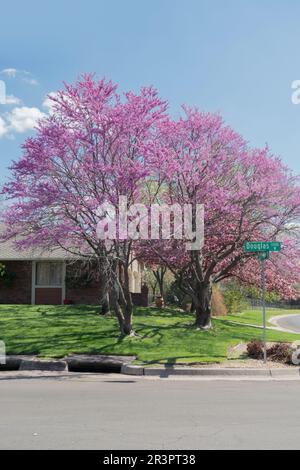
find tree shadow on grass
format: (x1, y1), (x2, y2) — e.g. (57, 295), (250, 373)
(141, 355), (225, 366)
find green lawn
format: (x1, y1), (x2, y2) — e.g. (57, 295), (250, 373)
(0, 304), (299, 364)
(224, 307), (300, 327)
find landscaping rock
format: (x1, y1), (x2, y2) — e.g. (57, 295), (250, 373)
(66, 355), (136, 373)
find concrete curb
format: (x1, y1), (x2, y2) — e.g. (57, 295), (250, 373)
(19, 359), (67, 372)
(66, 355), (136, 373)
(121, 364), (300, 378)
(1, 355), (136, 373)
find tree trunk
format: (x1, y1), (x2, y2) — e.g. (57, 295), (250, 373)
(123, 307), (133, 335)
(98, 267), (111, 315)
(122, 263), (134, 335)
(194, 283), (212, 329)
(100, 292), (110, 315)
(110, 294), (133, 335)
(153, 267), (166, 300)
(109, 266), (134, 336)
(158, 277), (164, 299)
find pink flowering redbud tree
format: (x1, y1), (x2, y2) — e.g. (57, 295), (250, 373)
(1, 75), (167, 335)
(147, 109), (300, 329)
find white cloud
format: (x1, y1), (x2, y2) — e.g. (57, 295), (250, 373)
(22, 77), (39, 86)
(0, 68), (39, 86)
(42, 92), (58, 114)
(0, 116), (8, 137)
(0, 90), (53, 138)
(1, 68), (17, 78)
(4, 94), (22, 105)
(7, 106), (45, 133)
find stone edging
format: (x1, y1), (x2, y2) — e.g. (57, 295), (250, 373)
(1, 355), (136, 372)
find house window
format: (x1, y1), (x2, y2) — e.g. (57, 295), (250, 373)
(36, 262), (63, 287)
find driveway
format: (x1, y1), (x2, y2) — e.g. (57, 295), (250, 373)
(269, 313), (300, 333)
(1, 372), (300, 449)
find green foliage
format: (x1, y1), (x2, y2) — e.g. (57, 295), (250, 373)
(166, 280), (190, 306)
(223, 285), (248, 314)
(244, 285), (281, 303)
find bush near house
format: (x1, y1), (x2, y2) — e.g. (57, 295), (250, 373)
(211, 286), (228, 317)
(223, 283), (248, 314)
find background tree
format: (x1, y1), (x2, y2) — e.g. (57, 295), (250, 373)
(147, 109), (300, 328)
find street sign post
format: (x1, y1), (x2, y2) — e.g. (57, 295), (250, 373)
(258, 251), (269, 261)
(261, 258), (267, 363)
(244, 241), (282, 364)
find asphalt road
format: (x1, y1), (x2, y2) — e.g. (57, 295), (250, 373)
(1, 373), (300, 450)
(274, 314), (300, 333)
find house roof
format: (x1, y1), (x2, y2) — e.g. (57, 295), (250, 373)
(0, 239), (73, 261)
(0, 226), (75, 261)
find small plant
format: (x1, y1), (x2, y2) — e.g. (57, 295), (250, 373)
(267, 343), (292, 364)
(247, 340), (263, 359)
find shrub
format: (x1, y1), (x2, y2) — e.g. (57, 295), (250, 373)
(166, 280), (187, 306)
(267, 343), (292, 364)
(212, 286), (228, 316)
(223, 286), (248, 314)
(247, 340), (263, 359)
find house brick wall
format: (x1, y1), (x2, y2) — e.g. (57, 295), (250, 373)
(131, 284), (149, 307)
(66, 285), (101, 305)
(35, 287), (62, 305)
(65, 262), (101, 305)
(0, 261), (32, 304)
(0, 260), (148, 307)
(65, 264), (148, 307)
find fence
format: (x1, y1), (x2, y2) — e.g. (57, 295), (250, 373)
(248, 299), (300, 310)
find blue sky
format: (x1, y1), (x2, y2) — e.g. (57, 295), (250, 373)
(1, 0), (300, 185)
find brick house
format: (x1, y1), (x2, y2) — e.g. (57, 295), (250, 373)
(0, 237), (147, 306)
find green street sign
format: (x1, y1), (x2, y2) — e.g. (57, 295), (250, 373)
(244, 241), (281, 252)
(258, 251), (270, 261)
